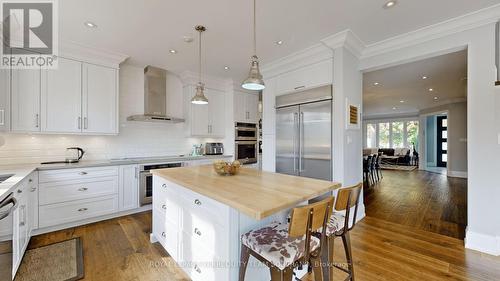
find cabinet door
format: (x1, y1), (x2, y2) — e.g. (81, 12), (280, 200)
(83, 63), (118, 134)
(190, 97), (209, 136)
(233, 91), (246, 123)
(276, 59), (332, 94)
(13, 180), (29, 274)
(119, 165), (139, 211)
(11, 68), (41, 132)
(41, 57), (82, 133)
(245, 93), (259, 123)
(0, 68), (10, 131)
(206, 89), (225, 137)
(27, 172), (38, 232)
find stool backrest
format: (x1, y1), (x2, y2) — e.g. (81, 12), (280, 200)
(334, 183), (362, 233)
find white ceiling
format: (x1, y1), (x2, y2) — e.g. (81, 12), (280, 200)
(363, 50), (467, 118)
(59, 0), (499, 81)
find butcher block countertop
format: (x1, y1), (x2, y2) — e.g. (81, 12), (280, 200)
(151, 165), (341, 220)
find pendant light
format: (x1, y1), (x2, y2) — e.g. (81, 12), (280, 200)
(191, 25), (209, 104)
(241, 0), (265, 91)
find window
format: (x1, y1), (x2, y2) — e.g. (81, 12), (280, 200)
(365, 120), (419, 149)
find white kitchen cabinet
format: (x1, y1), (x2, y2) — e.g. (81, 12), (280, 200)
(11, 68), (41, 132)
(187, 87), (225, 137)
(275, 59), (332, 95)
(262, 77), (276, 136)
(41, 57), (82, 133)
(82, 63), (118, 134)
(119, 165), (139, 211)
(0, 68), (10, 131)
(26, 172), (39, 233)
(234, 91), (259, 124)
(13, 178), (30, 274)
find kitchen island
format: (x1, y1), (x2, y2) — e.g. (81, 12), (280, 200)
(151, 165), (341, 281)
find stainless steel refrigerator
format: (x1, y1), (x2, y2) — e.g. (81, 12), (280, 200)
(276, 85), (332, 181)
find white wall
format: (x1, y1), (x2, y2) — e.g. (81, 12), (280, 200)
(0, 64), (229, 164)
(360, 23), (500, 255)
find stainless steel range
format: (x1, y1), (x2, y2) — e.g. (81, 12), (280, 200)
(139, 162), (182, 206)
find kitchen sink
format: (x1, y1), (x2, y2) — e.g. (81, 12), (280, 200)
(0, 174), (14, 184)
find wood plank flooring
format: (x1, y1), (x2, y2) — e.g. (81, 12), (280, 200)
(28, 210), (500, 281)
(364, 169), (467, 239)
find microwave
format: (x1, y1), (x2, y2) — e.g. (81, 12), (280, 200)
(235, 122), (257, 141)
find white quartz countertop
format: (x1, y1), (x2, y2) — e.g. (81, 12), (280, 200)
(0, 154), (232, 202)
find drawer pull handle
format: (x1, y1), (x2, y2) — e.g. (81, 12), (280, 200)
(30, 187), (36, 192)
(28, 179), (33, 183)
(161, 232), (166, 238)
(161, 204), (167, 210)
(17, 189), (22, 194)
(78, 208), (88, 212)
(79, 172), (88, 175)
(78, 187), (88, 191)
(19, 222), (25, 226)
(194, 228), (202, 236)
(162, 183), (167, 189)
(194, 264), (201, 274)
(194, 199), (202, 206)
(294, 85), (306, 90)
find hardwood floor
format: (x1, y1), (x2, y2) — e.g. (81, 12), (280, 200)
(28, 210), (500, 281)
(364, 169), (467, 239)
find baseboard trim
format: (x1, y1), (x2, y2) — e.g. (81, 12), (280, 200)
(465, 229), (500, 256)
(448, 171), (468, 178)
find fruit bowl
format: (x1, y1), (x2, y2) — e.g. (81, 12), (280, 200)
(213, 160), (241, 176)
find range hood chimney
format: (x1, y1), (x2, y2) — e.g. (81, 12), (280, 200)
(127, 66), (185, 123)
(496, 21), (500, 86)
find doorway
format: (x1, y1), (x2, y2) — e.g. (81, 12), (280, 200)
(436, 116), (448, 168)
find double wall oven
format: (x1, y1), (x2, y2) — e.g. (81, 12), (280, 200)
(235, 122), (258, 164)
(139, 162), (182, 206)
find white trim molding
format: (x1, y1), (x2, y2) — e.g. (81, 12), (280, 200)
(465, 229), (500, 256)
(321, 29), (365, 58)
(448, 171), (468, 178)
(60, 40), (129, 69)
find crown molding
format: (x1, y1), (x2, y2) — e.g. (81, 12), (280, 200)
(179, 70), (233, 92)
(361, 3), (500, 59)
(321, 29), (365, 58)
(59, 40), (129, 69)
(261, 43), (333, 78)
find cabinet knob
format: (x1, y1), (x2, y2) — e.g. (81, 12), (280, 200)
(28, 179), (33, 183)
(17, 189), (22, 194)
(194, 228), (202, 236)
(78, 208), (88, 212)
(79, 172), (88, 175)
(161, 204), (167, 210)
(194, 264), (201, 274)
(19, 222), (25, 226)
(30, 187), (36, 192)
(194, 199), (202, 206)
(161, 183), (167, 189)
(161, 232), (166, 238)
(78, 187), (88, 192)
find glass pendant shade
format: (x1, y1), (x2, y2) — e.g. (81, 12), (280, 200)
(191, 82), (208, 105)
(242, 55), (265, 91)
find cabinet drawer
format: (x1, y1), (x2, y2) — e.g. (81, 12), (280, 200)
(182, 233), (229, 281)
(182, 210), (227, 257)
(153, 209), (179, 260)
(39, 176), (118, 205)
(39, 166), (119, 183)
(39, 195), (118, 228)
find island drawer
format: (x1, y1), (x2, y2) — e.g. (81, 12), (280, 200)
(182, 211), (228, 257)
(153, 209), (179, 260)
(182, 234), (229, 281)
(39, 176), (118, 205)
(39, 195), (118, 228)
(39, 166), (119, 183)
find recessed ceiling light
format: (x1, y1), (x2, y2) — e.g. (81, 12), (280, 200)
(392, 107), (397, 110)
(84, 21), (97, 28)
(428, 88), (434, 92)
(434, 96), (439, 100)
(400, 100), (404, 103)
(276, 40), (283, 46)
(169, 49), (177, 54)
(373, 82), (380, 86)
(224, 66), (230, 70)
(383, 1), (397, 9)
(422, 76), (428, 80)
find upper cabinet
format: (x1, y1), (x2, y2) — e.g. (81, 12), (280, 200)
(82, 63), (118, 134)
(9, 55), (120, 135)
(234, 91), (259, 124)
(11, 67), (41, 132)
(185, 86), (226, 138)
(0, 68), (10, 131)
(275, 59), (333, 95)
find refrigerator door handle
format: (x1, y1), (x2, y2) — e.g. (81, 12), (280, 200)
(293, 112), (298, 174)
(299, 111), (304, 173)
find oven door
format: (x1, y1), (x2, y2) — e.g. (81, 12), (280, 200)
(0, 193), (17, 281)
(139, 172), (153, 206)
(235, 141), (258, 164)
(235, 127), (257, 141)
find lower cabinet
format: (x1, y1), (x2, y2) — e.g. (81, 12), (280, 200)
(152, 176), (231, 281)
(12, 176), (30, 274)
(119, 165), (139, 211)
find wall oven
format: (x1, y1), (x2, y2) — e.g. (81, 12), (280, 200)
(235, 122), (258, 141)
(139, 162), (182, 206)
(235, 141), (258, 164)
(0, 193), (17, 281)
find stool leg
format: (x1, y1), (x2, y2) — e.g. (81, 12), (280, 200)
(239, 245), (251, 281)
(311, 254), (324, 281)
(270, 266), (293, 281)
(342, 232), (355, 281)
(321, 236), (334, 281)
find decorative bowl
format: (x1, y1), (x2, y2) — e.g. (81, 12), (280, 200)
(213, 160), (241, 176)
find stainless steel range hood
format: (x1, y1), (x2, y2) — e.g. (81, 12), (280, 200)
(127, 66), (185, 123)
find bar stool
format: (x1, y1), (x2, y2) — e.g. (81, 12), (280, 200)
(321, 183), (362, 281)
(239, 196), (334, 281)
